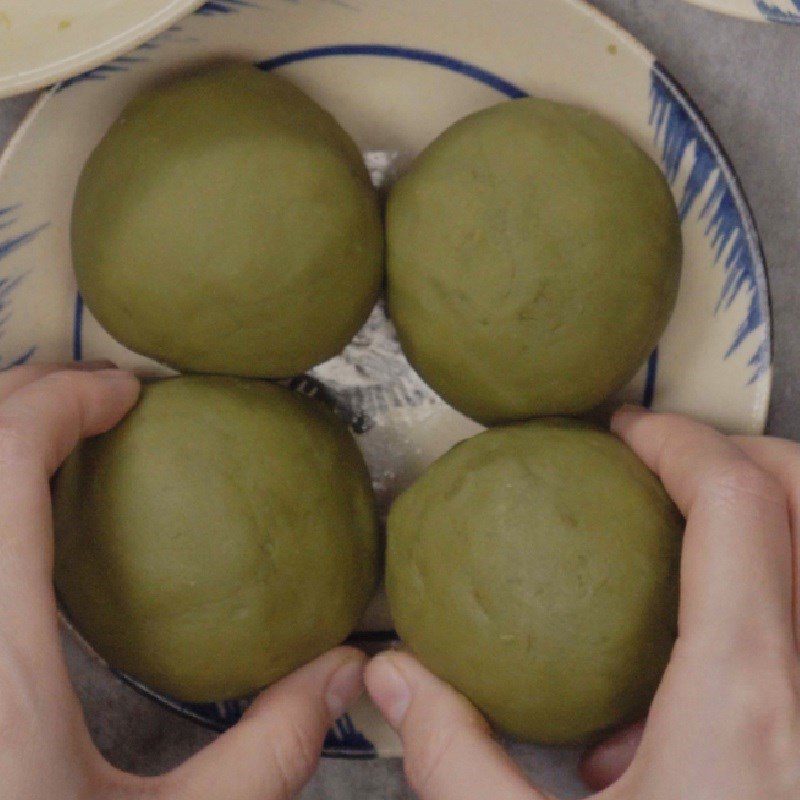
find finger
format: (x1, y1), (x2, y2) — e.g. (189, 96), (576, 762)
(0, 367), (139, 581)
(733, 435), (800, 515)
(733, 435), (800, 639)
(366, 652), (546, 800)
(0, 364), (62, 401)
(612, 407), (794, 659)
(0, 367), (139, 477)
(0, 369), (139, 661)
(166, 648), (366, 800)
(0, 360), (116, 403)
(579, 721), (643, 790)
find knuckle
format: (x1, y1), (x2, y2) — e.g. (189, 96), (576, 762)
(0, 672), (38, 753)
(0, 417), (35, 466)
(405, 723), (459, 797)
(706, 461), (784, 509)
(737, 632), (796, 674)
(49, 373), (89, 419)
(649, 412), (697, 443)
(651, 411), (686, 429)
(136, 780), (166, 800)
(404, 704), (487, 797)
(98, 771), (163, 800)
(49, 368), (86, 392)
(729, 659), (800, 754)
(267, 714), (320, 798)
(147, 772), (187, 800)
(0, 700), (29, 750)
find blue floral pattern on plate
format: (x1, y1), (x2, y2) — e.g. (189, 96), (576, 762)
(0, 206), (48, 369)
(754, 0), (800, 22)
(650, 65), (769, 382)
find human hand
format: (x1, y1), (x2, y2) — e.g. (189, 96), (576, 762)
(0, 363), (365, 800)
(365, 406), (800, 800)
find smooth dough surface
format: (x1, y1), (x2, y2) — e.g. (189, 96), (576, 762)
(387, 419), (682, 744)
(54, 376), (379, 702)
(387, 99), (682, 423)
(72, 63), (383, 377)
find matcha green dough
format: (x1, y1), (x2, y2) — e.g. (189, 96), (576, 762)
(72, 64), (383, 377)
(387, 99), (682, 423)
(53, 377), (379, 702)
(387, 420), (682, 744)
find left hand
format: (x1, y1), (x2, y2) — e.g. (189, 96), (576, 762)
(0, 363), (365, 800)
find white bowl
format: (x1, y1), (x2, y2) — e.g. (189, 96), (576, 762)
(0, 0), (772, 790)
(684, 0), (800, 22)
(0, 0), (205, 99)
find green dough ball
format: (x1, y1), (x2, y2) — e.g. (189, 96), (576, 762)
(387, 99), (682, 423)
(72, 64), (383, 377)
(387, 420), (682, 744)
(54, 376), (379, 702)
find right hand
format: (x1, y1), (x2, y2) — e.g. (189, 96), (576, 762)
(366, 407), (800, 800)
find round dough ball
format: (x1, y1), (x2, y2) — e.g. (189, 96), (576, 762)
(387, 420), (682, 744)
(72, 64), (383, 377)
(54, 376), (379, 702)
(387, 99), (682, 423)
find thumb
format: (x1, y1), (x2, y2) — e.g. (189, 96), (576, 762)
(165, 647), (365, 800)
(366, 652), (546, 800)
(579, 721), (643, 791)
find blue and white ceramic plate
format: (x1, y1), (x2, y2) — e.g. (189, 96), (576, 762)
(685, 0), (800, 23)
(0, 0), (771, 789)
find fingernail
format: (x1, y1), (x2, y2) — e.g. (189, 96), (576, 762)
(325, 657), (364, 720)
(71, 360), (117, 371)
(94, 368), (137, 383)
(610, 403), (648, 429)
(366, 656), (411, 728)
(615, 403), (647, 416)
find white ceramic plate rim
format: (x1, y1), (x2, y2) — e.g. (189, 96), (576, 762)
(0, 0), (205, 99)
(684, 0), (800, 22)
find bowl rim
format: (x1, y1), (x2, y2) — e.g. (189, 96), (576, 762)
(0, 0), (205, 100)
